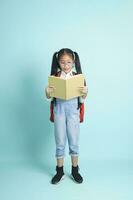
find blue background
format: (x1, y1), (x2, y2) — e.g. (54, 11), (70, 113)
(0, 0), (132, 200)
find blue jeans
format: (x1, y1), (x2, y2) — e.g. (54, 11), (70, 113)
(54, 97), (80, 159)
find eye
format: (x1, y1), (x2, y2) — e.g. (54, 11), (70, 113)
(60, 61), (65, 64)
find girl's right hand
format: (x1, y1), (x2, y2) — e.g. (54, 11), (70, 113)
(45, 85), (55, 98)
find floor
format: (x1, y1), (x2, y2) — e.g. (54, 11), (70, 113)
(0, 159), (132, 200)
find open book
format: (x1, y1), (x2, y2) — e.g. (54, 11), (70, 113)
(48, 74), (85, 100)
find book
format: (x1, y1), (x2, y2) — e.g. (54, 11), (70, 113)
(48, 74), (85, 100)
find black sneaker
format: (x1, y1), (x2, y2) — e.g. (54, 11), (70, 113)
(51, 166), (65, 184)
(71, 165), (83, 183)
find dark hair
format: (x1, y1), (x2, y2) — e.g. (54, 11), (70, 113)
(50, 48), (82, 75)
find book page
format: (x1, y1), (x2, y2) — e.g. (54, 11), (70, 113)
(48, 74), (85, 100)
(66, 74), (84, 99)
(48, 76), (66, 99)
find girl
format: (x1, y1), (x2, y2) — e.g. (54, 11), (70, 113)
(45, 48), (88, 184)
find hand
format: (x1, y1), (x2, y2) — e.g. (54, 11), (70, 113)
(45, 85), (55, 98)
(78, 86), (88, 98)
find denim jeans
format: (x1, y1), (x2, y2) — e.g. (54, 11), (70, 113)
(54, 97), (80, 159)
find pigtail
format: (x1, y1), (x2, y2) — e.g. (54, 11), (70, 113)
(73, 52), (82, 74)
(50, 52), (60, 75)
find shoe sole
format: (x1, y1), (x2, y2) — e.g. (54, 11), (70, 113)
(70, 174), (83, 184)
(51, 175), (65, 185)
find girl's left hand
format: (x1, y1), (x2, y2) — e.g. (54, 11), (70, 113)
(78, 86), (88, 98)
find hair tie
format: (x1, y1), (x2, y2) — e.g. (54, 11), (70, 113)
(56, 52), (58, 59)
(73, 52), (75, 60)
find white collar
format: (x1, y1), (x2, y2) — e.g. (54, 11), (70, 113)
(60, 70), (73, 78)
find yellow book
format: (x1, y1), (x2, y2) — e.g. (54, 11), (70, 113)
(48, 74), (85, 100)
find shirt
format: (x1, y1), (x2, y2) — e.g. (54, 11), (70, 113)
(60, 69), (74, 79)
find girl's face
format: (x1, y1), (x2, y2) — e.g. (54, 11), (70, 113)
(59, 54), (74, 73)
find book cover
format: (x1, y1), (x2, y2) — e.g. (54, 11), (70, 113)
(48, 74), (85, 100)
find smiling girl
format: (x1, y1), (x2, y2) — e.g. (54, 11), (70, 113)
(45, 48), (88, 184)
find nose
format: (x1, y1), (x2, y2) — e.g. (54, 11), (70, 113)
(63, 62), (68, 66)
